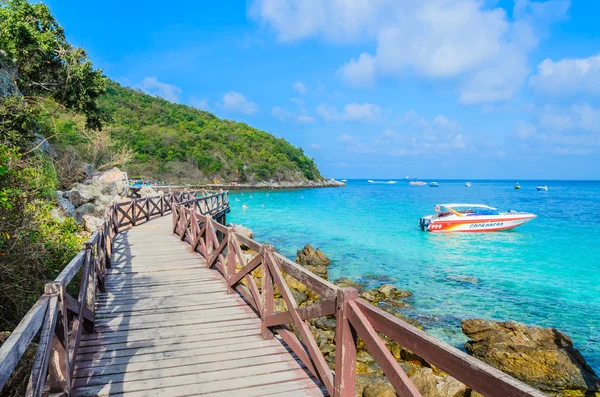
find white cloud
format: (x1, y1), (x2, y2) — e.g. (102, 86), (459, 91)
(272, 106), (315, 123)
(251, 0), (570, 105)
(218, 92), (259, 114)
(138, 77), (182, 102)
(513, 103), (600, 155)
(529, 54), (600, 96)
(338, 53), (376, 87)
(293, 81), (307, 94)
(190, 98), (210, 111)
(309, 143), (322, 149)
(337, 134), (376, 153)
(317, 102), (382, 122)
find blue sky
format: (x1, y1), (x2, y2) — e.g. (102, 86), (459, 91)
(43, 0), (600, 179)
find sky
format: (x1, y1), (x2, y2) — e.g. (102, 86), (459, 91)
(42, 0), (600, 180)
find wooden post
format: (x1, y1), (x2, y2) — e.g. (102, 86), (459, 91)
(131, 200), (137, 227)
(145, 198), (150, 222)
(334, 287), (359, 397)
(44, 282), (70, 394)
(260, 245), (275, 339)
(226, 230), (236, 294)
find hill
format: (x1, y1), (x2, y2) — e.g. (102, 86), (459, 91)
(97, 82), (322, 184)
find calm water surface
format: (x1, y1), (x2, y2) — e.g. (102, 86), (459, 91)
(228, 180), (600, 371)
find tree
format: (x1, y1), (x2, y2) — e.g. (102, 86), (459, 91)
(0, 0), (107, 130)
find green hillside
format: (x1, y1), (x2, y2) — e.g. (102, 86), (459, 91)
(96, 82), (322, 184)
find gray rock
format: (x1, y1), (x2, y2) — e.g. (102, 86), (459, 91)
(32, 134), (56, 157)
(0, 51), (19, 98)
(81, 163), (97, 178)
(55, 192), (75, 218)
(139, 185), (161, 198)
(75, 202), (102, 222)
(82, 215), (104, 232)
(65, 186), (93, 208)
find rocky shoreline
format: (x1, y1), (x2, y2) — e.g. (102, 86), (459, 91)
(233, 232), (600, 397)
(157, 178), (346, 191)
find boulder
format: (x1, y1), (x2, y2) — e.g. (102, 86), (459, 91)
(409, 367), (468, 397)
(82, 214), (104, 232)
(360, 284), (412, 303)
(83, 167), (128, 195)
(296, 245), (331, 280)
(55, 191), (75, 218)
(229, 223), (254, 239)
(139, 185), (162, 198)
(0, 50), (19, 98)
(296, 244), (331, 267)
(75, 202), (102, 223)
(334, 277), (365, 293)
(462, 319), (600, 395)
(65, 184), (95, 208)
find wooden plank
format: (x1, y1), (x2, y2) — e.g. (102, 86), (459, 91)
(95, 298), (245, 318)
(354, 299), (545, 397)
(74, 350), (296, 387)
(71, 362), (310, 397)
(54, 251), (86, 285)
(348, 300), (421, 397)
(75, 338), (282, 371)
(265, 299), (336, 327)
(0, 297), (48, 390)
(26, 295), (59, 397)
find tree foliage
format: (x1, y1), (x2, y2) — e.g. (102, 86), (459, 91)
(97, 82), (322, 183)
(0, 0), (107, 130)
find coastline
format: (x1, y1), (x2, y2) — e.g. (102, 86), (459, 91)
(153, 178), (346, 191)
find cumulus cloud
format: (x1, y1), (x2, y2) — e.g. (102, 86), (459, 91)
(190, 98), (210, 111)
(317, 102), (382, 122)
(529, 54), (600, 96)
(218, 92), (259, 114)
(293, 81), (307, 94)
(251, 0), (571, 105)
(338, 53), (376, 87)
(272, 106), (315, 123)
(513, 103), (600, 155)
(138, 77), (182, 102)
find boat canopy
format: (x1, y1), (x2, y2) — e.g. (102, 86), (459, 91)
(439, 204), (496, 209)
(435, 204), (499, 217)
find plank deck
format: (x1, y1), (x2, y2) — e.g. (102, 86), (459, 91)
(72, 216), (326, 397)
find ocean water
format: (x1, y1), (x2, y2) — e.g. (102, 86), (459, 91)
(228, 180), (600, 371)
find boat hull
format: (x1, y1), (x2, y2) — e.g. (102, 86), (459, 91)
(420, 214), (536, 232)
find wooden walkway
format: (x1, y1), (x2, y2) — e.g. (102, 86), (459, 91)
(71, 216), (326, 397)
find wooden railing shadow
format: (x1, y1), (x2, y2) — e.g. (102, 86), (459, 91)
(0, 191), (229, 397)
(172, 198), (548, 397)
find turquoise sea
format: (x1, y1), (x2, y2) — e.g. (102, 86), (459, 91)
(228, 180), (600, 371)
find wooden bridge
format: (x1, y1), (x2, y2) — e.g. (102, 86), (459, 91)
(0, 192), (547, 397)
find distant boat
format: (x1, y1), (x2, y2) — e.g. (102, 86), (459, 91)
(410, 181), (427, 186)
(514, 183), (521, 190)
(341, 179), (347, 182)
(465, 182), (472, 187)
(537, 185), (548, 191)
(430, 182), (439, 187)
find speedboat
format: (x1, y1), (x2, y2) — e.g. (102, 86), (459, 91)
(465, 182), (472, 187)
(537, 185), (548, 191)
(341, 179), (347, 182)
(430, 182), (439, 187)
(514, 183), (521, 190)
(419, 204), (536, 232)
(410, 181), (427, 186)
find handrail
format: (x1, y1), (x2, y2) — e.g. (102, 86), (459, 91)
(0, 190), (230, 396)
(172, 199), (547, 397)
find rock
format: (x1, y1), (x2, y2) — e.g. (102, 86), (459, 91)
(296, 244), (331, 267)
(82, 214), (104, 232)
(334, 277), (365, 293)
(75, 202), (102, 223)
(81, 163), (97, 178)
(0, 51), (20, 98)
(295, 245), (331, 280)
(32, 133), (56, 157)
(83, 167), (128, 196)
(229, 223), (254, 239)
(65, 184), (95, 208)
(409, 367), (468, 397)
(446, 275), (479, 285)
(139, 185), (161, 198)
(55, 191), (75, 218)
(378, 284), (412, 299)
(363, 380), (397, 397)
(462, 319), (600, 395)
(312, 317), (337, 331)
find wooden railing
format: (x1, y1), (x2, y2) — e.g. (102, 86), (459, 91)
(172, 199), (547, 397)
(0, 191), (229, 396)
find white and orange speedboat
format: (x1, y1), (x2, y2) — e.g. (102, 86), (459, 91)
(419, 204), (536, 232)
